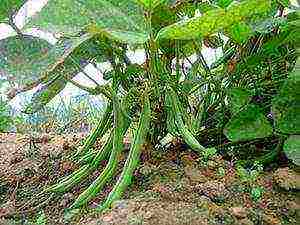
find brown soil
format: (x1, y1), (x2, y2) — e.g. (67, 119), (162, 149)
(0, 133), (299, 225)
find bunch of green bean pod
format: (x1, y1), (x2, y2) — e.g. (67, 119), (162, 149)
(98, 91), (151, 211)
(168, 87), (207, 154)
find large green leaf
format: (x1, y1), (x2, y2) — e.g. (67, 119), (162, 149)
(41, 33), (111, 83)
(227, 22), (253, 44)
(0, 0), (27, 22)
(0, 35), (53, 86)
(224, 104), (273, 142)
(0, 33), (108, 87)
(25, 0), (149, 44)
(156, 0), (272, 40)
(272, 69), (300, 134)
(227, 87), (251, 114)
(23, 33), (114, 113)
(283, 135), (300, 166)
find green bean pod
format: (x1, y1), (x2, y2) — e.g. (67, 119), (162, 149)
(69, 88), (126, 209)
(165, 94), (179, 136)
(168, 87), (207, 154)
(75, 102), (113, 158)
(97, 91), (151, 211)
(78, 150), (97, 165)
(43, 87), (139, 196)
(44, 165), (92, 193)
(44, 130), (114, 194)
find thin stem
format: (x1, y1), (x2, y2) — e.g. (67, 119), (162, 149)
(8, 12), (22, 36)
(193, 40), (211, 76)
(69, 56), (100, 86)
(69, 79), (112, 99)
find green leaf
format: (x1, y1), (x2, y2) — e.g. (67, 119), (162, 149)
(0, 33), (108, 87)
(228, 22), (253, 44)
(227, 87), (251, 114)
(0, 99), (12, 132)
(224, 104), (273, 142)
(135, 0), (163, 10)
(23, 33), (112, 113)
(42, 33), (109, 83)
(251, 186), (264, 202)
(0, 0), (27, 22)
(272, 71), (300, 134)
(283, 135), (300, 166)
(196, 3), (219, 14)
(24, 78), (67, 114)
(151, 3), (176, 33)
(217, 0), (233, 8)
(253, 17), (287, 34)
(0, 35), (53, 86)
(25, 0), (149, 44)
(156, 0), (272, 40)
(36, 210), (47, 225)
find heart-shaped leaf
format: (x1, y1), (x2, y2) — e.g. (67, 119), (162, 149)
(23, 33), (114, 113)
(0, 33), (108, 87)
(272, 58), (300, 134)
(272, 69), (300, 134)
(283, 135), (300, 166)
(25, 0), (149, 44)
(224, 104), (273, 142)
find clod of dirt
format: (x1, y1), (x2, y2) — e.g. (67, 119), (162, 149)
(180, 152), (198, 167)
(60, 160), (77, 174)
(239, 218), (255, 225)
(60, 193), (75, 208)
(283, 200), (300, 217)
(230, 206), (248, 219)
(138, 163), (157, 176)
(195, 181), (230, 203)
(273, 168), (300, 191)
(0, 201), (15, 217)
(262, 214), (282, 225)
(184, 165), (208, 184)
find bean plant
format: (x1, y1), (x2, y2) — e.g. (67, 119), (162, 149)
(0, 0), (299, 215)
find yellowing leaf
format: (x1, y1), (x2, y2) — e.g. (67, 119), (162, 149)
(156, 0), (272, 40)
